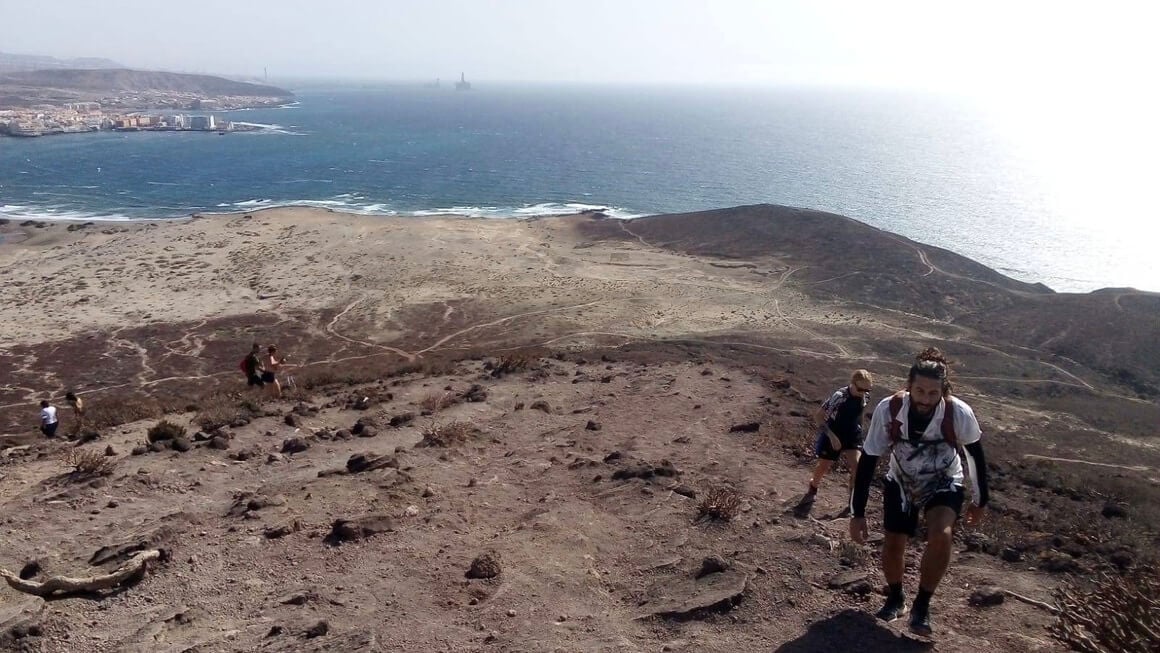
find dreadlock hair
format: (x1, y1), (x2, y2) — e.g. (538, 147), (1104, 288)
(908, 347), (953, 397)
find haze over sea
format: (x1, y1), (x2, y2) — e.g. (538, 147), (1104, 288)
(1, 84), (1155, 293)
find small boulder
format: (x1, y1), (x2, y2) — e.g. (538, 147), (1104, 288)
(304, 620), (329, 638)
(284, 414), (302, 428)
(728, 422), (760, 433)
(696, 556), (730, 579)
(1101, 502), (1127, 519)
(529, 400), (551, 413)
(208, 435), (230, 450)
(585, 420), (602, 431)
(968, 586), (1006, 607)
(466, 551), (502, 579)
(325, 515), (395, 544)
(282, 437), (310, 454)
(171, 437), (193, 452)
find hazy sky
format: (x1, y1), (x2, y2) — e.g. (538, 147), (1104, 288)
(2, 0), (1156, 94)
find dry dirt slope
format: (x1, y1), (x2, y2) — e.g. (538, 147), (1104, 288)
(2, 351), (1067, 653)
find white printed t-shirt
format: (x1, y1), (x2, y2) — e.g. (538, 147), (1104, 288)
(41, 406), (58, 425)
(863, 393), (982, 507)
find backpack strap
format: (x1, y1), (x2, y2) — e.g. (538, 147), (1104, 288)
(888, 391), (906, 443)
(941, 397), (957, 446)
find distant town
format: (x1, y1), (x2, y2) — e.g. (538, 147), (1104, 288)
(0, 94), (290, 138)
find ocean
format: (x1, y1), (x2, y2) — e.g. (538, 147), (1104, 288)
(1, 84), (1155, 293)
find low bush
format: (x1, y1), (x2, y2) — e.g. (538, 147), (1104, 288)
(64, 448), (117, 478)
(417, 421), (474, 447)
(696, 485), (742, 522)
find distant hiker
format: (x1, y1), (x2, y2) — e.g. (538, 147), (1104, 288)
(65, 391), (85, 436)
(39, 400), (59, 438)
(849, 348), (989, 637)
(799, 369), (873, 516)
(242, 343), (265, 389)
(264, 345), (286, 398)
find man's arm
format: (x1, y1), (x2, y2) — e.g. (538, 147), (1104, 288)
(963, 441), (989, 508)
(850, 454), (879, 518)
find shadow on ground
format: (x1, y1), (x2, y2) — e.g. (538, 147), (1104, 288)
(775, 609), (932, 652)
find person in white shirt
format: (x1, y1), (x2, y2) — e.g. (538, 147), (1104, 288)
(39, 400), (59, 438)
(849, 348), (990, 637)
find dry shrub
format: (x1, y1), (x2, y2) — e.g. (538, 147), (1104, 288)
(64, 448), (117, 478)
(1051, 566), (1160, 653)
(147, 419), (187, 442)
(696, 485), (742, 522)
(417, 421), (474, 447)
(85, 393), (164, 429)
(490, 353), (536, 378)
(419, 392), (459, 413)
(193, 392), (257, 431)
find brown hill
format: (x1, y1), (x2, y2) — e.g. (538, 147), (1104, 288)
(584, 204), (1160, 399)
(0, 68), (291, 102)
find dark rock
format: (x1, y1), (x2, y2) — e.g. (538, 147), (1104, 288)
(304, 620), (329, 638)
(672, 485), (697, 499)
(695, 556), (730, 579)
(1101, 502), (1127, 519)
(389, 412), (415, 427)
(968, 586), (1006, 607)
(147, 440), (168, 453)
(1039, 550), (1079, 573)
(208, 435), (230, 450)
(602, 451), (623, 463)
(1110, 549), (1135, 569)
(326, 515), (395, 544)
(333, 429), (353, 440)
(529, 400), (552, 413)
(513, 402), (525, 411)
(610, 457), (679, 481)
(355, 425), (378, 438)
(729, 422), (760, 433)
(352, 396), (372, 411)
(964, 532), (1001, 555)
(279, 590), (320, 606)
(346, 453), (396, 474)
(282, 437), (310, 454)
(104, 445), (116, 456)
(845, 580), (874, 595)
(284, 414), (302, 427)
(466, 551), (502, 579)
(264, 520), (302, 539)
(17, 561), (40, 581)
(192, 431), (211, 442)
(229, 446), (260, 461)
(171, 437), (192, 452)
(230, 418), (250, 428)
(131, 445), (148, 456)
(1000, 547), (1023, 563)
(827, 570), (869, 590)
(585, 420), (602, 431)
(464, 384), (488, 402)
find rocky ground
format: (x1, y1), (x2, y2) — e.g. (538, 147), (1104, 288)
(0, 206), (1156, 652)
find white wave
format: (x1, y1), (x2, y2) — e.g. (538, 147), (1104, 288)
(0, 204), (139, 222)
(3, 197), (647, 224)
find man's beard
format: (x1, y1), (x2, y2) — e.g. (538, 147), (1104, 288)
(912, 401), (937, 416)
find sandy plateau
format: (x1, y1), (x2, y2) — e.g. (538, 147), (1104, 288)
(0, 205), (1156, 652)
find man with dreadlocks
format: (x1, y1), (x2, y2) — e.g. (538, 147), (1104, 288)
(849, 348), (990, 637)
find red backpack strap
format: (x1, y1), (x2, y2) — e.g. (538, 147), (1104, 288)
(941, 397), (957, 446)
(888, 391), (906, 443)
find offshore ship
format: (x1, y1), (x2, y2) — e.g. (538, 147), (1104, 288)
(455, 72), (471, 91)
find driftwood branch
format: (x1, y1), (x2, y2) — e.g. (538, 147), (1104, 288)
(1003, 589), (1061, 614)
(0, 549), (162, 597)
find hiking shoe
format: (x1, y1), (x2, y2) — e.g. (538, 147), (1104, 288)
(908, 605), (932, 637)
(876, 594), (907, 622)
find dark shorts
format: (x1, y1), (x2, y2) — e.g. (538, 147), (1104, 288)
(41, 422), (59, 438)
(814, 426), (863, 461)
(261, 371), (276, 383)
(882, 478), (964, 537)
(247, 373), (264, 387)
